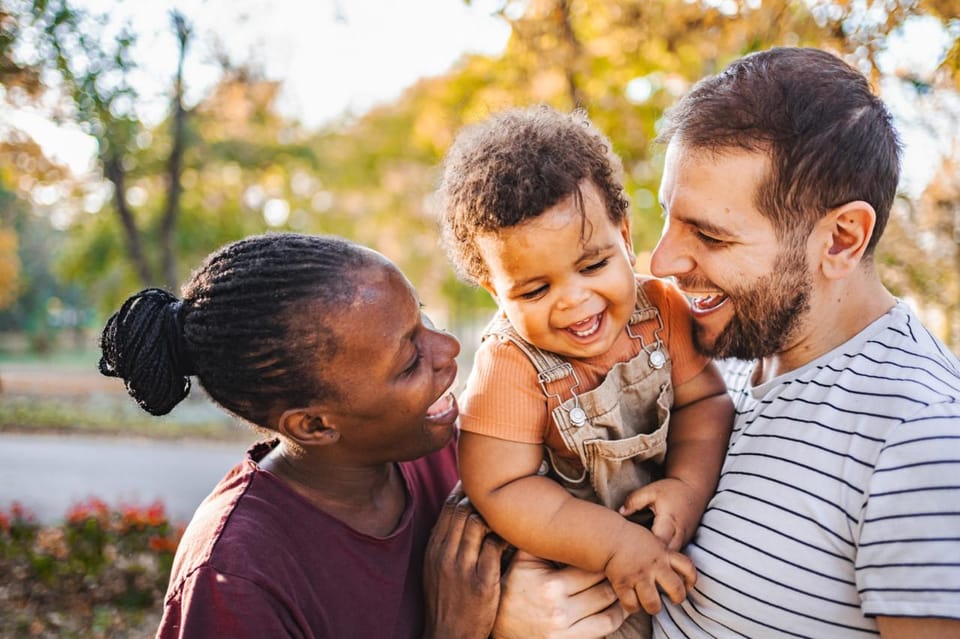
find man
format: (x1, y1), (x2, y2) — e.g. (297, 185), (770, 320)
(648, 47), (960, 637)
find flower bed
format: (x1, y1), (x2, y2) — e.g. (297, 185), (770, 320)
(0, 498), (183, 638)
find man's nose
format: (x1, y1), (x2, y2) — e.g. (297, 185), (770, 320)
(649, 226), (694, 278)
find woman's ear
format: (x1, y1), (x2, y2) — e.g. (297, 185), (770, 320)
(277, 407), (341, 447)
(818, 201), (876, 280)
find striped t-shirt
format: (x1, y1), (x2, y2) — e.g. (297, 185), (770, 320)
(655, 301), (960, 638)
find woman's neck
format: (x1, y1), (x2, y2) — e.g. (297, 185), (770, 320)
(259, 441), (408, 536)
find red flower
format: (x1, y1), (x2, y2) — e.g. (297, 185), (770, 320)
(146, 501), (167, 527)
(148, 535), (178, 554)
(10, 501), (35, 523)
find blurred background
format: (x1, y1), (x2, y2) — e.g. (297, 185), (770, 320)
(0, 0), (958, 635)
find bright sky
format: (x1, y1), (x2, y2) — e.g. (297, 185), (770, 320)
(98, 0), (512, 127)
(2, 0), (511, 174)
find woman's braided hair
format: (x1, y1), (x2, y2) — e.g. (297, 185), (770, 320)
(99, 233), (373, 428)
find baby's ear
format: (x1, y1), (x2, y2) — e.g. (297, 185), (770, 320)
(619, 216), (636, 262)
(277, 408), (341, 447)
(479, 280), (499, 303)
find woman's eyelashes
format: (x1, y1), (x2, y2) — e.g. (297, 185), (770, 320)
(402, 349), (422, 376)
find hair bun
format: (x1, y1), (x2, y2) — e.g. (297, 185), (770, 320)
(98, 288), (193, 416)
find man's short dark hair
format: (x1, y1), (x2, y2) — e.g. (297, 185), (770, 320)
(658, 47), (901, 254)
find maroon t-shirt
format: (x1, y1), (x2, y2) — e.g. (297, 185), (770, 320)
(156, 439), (459, 638)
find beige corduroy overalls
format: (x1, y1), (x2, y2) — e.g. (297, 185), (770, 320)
(483, 283), (673, 639)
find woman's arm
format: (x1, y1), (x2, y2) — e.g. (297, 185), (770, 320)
(423, 485), (506, 639)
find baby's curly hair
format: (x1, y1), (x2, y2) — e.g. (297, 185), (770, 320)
(438, 105), (630, 285)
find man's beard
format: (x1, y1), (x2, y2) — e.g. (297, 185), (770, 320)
(693, 248), (811, 360)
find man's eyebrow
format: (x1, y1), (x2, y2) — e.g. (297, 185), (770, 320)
(683, 215), (735, 238)
(662, 206), (737, 238)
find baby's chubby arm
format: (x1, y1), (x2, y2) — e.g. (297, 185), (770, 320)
(620, 361), (733, 550)
(458, 431), (696, 614)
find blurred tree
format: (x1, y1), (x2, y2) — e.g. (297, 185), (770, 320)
(0, 224), (19, 310)
(57, 67), (323, 313)
(0, 1), (42, 316)
(10, 0), (193, 290)
(334, 0), (959, 338)
(1, 0), (957, 349)
(0, 135), (87, 350)
(882, 155), (960, 351)
(0, 1), (40, 97)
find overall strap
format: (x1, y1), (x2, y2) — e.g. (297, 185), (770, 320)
(629, 278), (659, 325)
(483, 314), (573, 384)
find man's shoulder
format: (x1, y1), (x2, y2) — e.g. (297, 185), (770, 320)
(852, 303), (960, 392)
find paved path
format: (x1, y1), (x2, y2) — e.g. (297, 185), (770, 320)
(0, 432), (258, 524)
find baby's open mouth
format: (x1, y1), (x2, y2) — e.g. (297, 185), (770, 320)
(567, 313), (602, 338)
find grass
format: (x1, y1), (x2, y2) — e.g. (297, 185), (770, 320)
(0, 343), (253, 441)
(0, 394), (249, 441)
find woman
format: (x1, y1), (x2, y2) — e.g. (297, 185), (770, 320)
(100, 232), (625, 638)
(99, 232), (503, 638)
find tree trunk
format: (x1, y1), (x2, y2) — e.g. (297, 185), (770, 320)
(160, 12), (191, 291)
(556, 0), (586, 109)
(104, 153), (155, 287)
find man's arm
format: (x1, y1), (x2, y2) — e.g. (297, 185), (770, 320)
(494, 551), (626, 639)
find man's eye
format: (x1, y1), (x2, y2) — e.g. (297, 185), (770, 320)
(697, 232), (725, 246)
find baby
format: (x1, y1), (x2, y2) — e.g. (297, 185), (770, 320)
(438, 106), (733, 637)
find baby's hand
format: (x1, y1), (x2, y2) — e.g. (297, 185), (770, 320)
(603, 525), (696, 615)
(619, 478), (703, 551)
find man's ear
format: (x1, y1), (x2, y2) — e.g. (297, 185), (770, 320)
(277, 407), (341, 447)
(817, 201), (876, 280)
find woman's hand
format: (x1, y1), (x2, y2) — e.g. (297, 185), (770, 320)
(423, 483), (506, 639)
(493, 550), (627, 639)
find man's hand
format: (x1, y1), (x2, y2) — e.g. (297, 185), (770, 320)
(493, 550), (626, 639)
(423, 483), (506, 639)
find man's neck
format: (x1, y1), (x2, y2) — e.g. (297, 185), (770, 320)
(754, 272), (896, 385)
